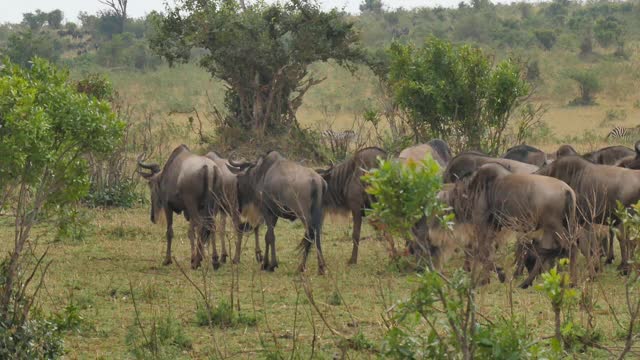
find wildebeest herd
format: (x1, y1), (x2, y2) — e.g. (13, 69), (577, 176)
(136, 139), (640, 289)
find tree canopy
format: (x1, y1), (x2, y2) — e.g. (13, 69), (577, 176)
(150, 0), (363, 134)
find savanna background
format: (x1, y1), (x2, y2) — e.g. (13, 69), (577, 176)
(2, 0), (640, 358)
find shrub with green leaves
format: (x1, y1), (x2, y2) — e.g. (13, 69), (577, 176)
(388, 37), (529, 154)
(363, 156), (449, 240)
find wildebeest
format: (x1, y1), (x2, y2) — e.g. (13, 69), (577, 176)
(137, 145), (219, 269)
(228, 151), (328, 274)
(398, 139), (452, 168)
(536, 155), (640, 273)
(443, 151), (539, 183)
(555, 144), (579, 159)
(502, 144), (547, 167)
(440, 163), (577, 288)
(614, 141), (640, 169)
(583, 145), (634, 165)
(205, 151), (262, 265)
(316, 147), (387, 265)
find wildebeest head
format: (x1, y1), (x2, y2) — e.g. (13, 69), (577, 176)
(227, 155), (268, 212)
(137, 154), (163, 223)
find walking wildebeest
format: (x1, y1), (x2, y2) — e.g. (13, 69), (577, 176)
(399, 139), (452, 168)
(316, 147), (387, 265)
(583, 145), (634, 165)
(502, 144), (547, 167)
(440, 163), (577, 288)
(614, 141), (640, 169)
(228, 151), (328, 274)
(205, 151), (262, 265)
(137, 145), (220, 269)
(443, 151), (539, 183)
(536, 155), (640, 273)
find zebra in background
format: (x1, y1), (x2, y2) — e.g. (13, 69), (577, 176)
(321, 129), (356, 160)
(607, 125), (640, 142)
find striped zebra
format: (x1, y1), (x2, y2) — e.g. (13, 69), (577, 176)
(606, 125), (640, 142)
(321, 129), (356, 159)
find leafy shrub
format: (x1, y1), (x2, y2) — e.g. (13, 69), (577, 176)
(51, 303), (84, 333)
(195, 301), (257, 328)
(85, 179), (144, 208)
(54, 206), (93, 243)
(534, 29), (557, 50)
(0, 318), (64, 359)
(5, 30), (64, 66)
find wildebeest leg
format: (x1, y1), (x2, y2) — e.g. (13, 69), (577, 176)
(569, 242), (578, 287)
(606, 225), (615, 264)
(513, 239), (527, 277)
(208, 216), (220, 270)
(254, 226), (262, 263)
(163, 209), (174, 266)
(519, 251), (543, 289)
(348, 209), (362, 265)
(618, 224), (631, 275)
(188, 223), (196, 264)
(263, 214), (278, 271)
(219, 214), (228, 264)
(230, 213), (244, 265)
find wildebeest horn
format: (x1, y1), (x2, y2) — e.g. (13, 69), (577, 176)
(228, 159), (252, 169)
(226, 164), (245, 174)
(137, 154), (160, 174)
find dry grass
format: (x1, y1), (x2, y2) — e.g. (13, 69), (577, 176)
(0, 205), (635, 358)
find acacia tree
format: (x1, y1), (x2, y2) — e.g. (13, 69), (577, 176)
(149, 0), (362, 134)
(0, 58), (123, 352)
(388, 37), (529, 154)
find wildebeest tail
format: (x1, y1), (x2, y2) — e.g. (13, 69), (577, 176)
(297, 179), (326, 252)
(204, 164), (218, 221)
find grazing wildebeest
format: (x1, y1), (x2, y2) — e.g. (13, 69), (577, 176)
(440, 163), (577, 288)
(502, 144), (547, 167)
(205, 151), (262, 264)
(614, 141), (640, 169)
(536, 155), (640, 273)
(137, 145), (220, 269)
(443, 151), (539, 183)
(316, 147), (387, 265)
(228, 151), (328, 274)
(399, 139), (452, 168)
(583, 145), (635, 165)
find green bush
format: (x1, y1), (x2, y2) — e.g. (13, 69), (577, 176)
(54, 206), (93, 243)
(85, 179), (144, 208)
(567, 69), (602, 106)
(5, 30), (64, 66)
(0, 318), (64, 359)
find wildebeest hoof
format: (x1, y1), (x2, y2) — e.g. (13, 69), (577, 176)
(212, 256), (220, 270)
(162, 258), (172, 266)
(261, 262), (269, 271)
(232, 257), (240, 265)
(255, 252), (263, 263)
(497, 270), (506, 283)
(191, 260), (201, 270)
(605, 257), (614, 265)
(318, 267), (326, 275)
(220, 254), (228, 263)
(268, 263), (278, 272)
(518, 281), (531, 289)
(618, 264), (630, 276)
